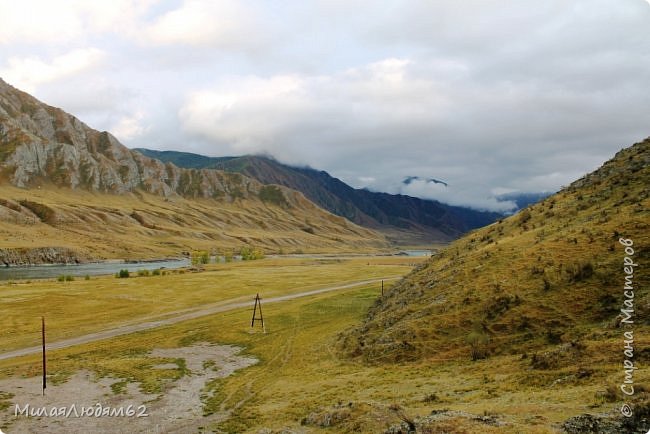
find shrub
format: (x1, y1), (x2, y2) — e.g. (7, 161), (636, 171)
(152, 269), (161, 276)
(84, 275), (90, 280)
(240, 246), (265, 260)
(422, 393), (439, 403)
(117, 269), (130, 278)
(517, 209), (532, 226)
(466, 331), (490, 361)
(191, 250), (210, 266)
(137, 269), (150, 277)
(57, 275), (65, 282)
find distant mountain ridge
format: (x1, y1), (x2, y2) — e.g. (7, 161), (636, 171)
(135, 149), (503, 244)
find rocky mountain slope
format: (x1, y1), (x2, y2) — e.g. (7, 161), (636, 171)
(340, 138), (649, 363)
(135, 149), (503, 245)
(0, 79), (388, 260)
(1, 79), (272, 200)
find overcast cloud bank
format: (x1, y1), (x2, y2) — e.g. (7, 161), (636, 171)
(1, 0), (648, 211)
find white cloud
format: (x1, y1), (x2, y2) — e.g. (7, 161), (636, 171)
(142, 0), (267, 49)
(0, 48), (107, 93)
(400, 179), (517, 213)
(0, 0), (153, 44)
(110, 111), (149, 142)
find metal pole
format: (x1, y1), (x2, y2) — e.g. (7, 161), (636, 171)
(251, 294), (258, 328)
(42, 316), (46, 396)
(258, 296), (265, 333)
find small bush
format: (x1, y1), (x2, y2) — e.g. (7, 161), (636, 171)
(137, 269), (150, 277)
(517, 209), (532, 226)
(152, 269), (161, 276)
(240, 246), (265, 260)
(422, 392), (439, 403)
(84, 275), (90, 281)
(57, 275), (65, 282)
(466, 332), (491, 361)
(191, 250), (210, 266)
(117, 269), (130, 278)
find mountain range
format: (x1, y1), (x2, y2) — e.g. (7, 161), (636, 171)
(0, 78), (388, 261)
(134, 149), (503, 245)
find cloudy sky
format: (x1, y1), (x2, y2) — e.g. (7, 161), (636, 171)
(1, 0), (649, 211)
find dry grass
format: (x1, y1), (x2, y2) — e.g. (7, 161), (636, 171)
(0, 256), (419, 352)
(0, 185), (389, 261)
(342, 140), (650, 364)
(2, 278), (647, 433)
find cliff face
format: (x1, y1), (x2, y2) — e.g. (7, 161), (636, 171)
(0, 79), (268, 202)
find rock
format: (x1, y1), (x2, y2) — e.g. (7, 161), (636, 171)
(0, 247), (88, 266)
(561, 413), (622, 433)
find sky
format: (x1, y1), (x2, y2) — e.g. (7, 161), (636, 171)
(1, 0), (649, 212)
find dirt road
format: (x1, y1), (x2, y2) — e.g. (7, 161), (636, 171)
(0, 276), (399, 361)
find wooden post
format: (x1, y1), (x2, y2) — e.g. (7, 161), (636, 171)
(41, 316), (46, 396)
(381, 280), (384, 296)
(251, 294), (265, 333)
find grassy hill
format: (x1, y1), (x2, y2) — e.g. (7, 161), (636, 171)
(135, 149), (503, 245)
(0, 184), (387, 262)
(340, 138), (649, 363)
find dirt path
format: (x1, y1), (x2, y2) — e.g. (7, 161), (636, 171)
(0, 277), (399, 361)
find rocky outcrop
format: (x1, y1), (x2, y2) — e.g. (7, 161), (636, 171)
(0, 78), (280, 202)
(0, 247), (89, 266)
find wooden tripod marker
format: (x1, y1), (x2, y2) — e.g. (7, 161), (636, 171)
(251, 293), (265, 333)
(41, 316), (46, 396)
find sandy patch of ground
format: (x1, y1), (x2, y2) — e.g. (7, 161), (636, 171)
(0, 343), (257, 433)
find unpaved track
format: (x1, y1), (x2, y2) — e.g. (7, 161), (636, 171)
(0, 277), (399, 361)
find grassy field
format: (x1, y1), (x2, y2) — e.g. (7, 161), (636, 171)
(2, 266), (645, 433)
(0, 257), (418, 353)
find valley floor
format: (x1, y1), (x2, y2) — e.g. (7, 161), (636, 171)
(0, 257), (647, 433)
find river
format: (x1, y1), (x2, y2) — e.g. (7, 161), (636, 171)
(0, 258), (191, 281)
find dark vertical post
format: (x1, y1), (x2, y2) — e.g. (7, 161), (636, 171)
(381, 280), (384, 296)
(42, 316), (46, 395)
(251, 294), (259, 328)
(251, 294), (265, 332)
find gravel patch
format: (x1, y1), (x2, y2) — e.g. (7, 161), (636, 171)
(0, 343), (257, 433)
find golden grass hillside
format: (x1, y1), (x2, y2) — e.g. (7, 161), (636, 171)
(0, 184), (388, 261)
(341, 138), (649, 363)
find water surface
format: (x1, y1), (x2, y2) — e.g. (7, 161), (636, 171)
(0, 258), (190, 281)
